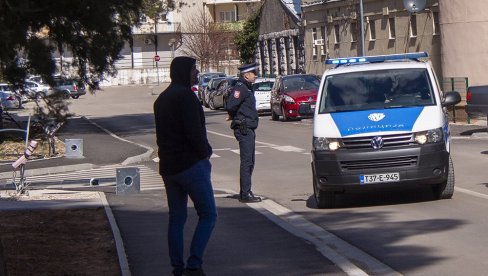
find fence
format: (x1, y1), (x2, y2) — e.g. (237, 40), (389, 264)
(441, 77), (469, 123)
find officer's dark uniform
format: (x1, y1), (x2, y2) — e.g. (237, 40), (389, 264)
(226, 63), (261, 203)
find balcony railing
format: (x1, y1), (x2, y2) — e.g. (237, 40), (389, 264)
(210, 21), (244, 31)
(132, 22), (181, 35)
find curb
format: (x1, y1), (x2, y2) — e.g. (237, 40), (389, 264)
(82, 116), (154, 165)
(99, 192), (131, 276)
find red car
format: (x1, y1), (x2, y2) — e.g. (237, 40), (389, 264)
(270, 74), (320, 121)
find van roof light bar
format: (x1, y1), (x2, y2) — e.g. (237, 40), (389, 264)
(325, 52), (428, 66)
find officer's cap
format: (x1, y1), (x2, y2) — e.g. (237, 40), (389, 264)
(238, 63), (257, 73)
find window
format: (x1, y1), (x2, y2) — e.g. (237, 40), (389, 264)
(219, 11), (236, 22)
(433, 12), (440, 35)
(312, 27), (317, 59)
(410, 14), (417, 37)
(351, 22), (358, 42)
(334, 25), (340, 43)
(320, 26), (326, 55)
(388, 17), (396, 39)
(368, 19), (376, 40)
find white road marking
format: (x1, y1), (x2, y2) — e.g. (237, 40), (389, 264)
(272, 145), (305, 152)
(455, 187), (488, 199)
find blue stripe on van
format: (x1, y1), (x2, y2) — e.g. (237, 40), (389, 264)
(330, 107), (424, 137)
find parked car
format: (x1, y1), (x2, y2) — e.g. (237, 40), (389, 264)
(197, 72), (226, 104)
(24, 80), (53, 98)
(208, 77), (239, 110)
(204, 76), (227, 107)
(270, 74), (320, 121)
(53, 78), (86, 99)
(465, 85), (488, 118)
(0, 83), (22, 109)
(253, 78), (274, 114)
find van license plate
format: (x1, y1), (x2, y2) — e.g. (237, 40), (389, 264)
(360, 173), (400, 184)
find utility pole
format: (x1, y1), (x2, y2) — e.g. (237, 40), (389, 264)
(359, 0), (365, 56)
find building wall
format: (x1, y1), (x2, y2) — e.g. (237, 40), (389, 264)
(302, 0), (441, 79)
(440, 0), (488, 86)
(256, 0), (303, 77)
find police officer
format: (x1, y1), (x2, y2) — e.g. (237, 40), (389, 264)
(226, 63), (262, 203)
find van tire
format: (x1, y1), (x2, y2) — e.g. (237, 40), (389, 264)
(313, 175), (335, 208)
(433, 156), (455, 199)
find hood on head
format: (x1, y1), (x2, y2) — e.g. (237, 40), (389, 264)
(170, 56), (196, 87)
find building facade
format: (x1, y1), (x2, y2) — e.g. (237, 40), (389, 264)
(301, 0), (441, 78)
(255, 0), (305, 77)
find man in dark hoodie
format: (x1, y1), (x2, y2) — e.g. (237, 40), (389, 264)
(154, 56), (217, 276)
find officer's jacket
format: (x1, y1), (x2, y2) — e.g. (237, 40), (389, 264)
(226, 76), (259, 129)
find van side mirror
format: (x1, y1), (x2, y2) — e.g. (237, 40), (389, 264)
(442, 91), (461, 107)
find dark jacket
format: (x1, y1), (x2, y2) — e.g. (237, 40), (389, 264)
(153, 56), (212, 176)
(226, 76), (259, 129)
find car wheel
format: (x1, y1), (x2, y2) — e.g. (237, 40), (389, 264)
(271, 108), (279, 121)
(209, 97), (216, 110)
(281, 105), (288, 122)
(72, 95), (80, 99)
(432, 156), (455, 199)
(313, 173), (335, 209)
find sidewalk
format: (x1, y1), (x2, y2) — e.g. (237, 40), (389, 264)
(0, 116), (345, 275)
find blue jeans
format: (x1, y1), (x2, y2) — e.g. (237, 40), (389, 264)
(162, 159), (217, 274)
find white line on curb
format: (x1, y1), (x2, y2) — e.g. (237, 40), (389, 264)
(99, 192), (131, 276)
(82, 116), (154, 165)
(214, 189), (401, 276)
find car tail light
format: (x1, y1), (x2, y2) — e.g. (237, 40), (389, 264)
(466, 90), (471, 102)
(192, 86), (198, 92)
(73, 84), (78, 91)
(6, 95), (14, 101)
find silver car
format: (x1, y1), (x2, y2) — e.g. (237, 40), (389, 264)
(0, 83), (21, 109)
(253, 78), (274, 114)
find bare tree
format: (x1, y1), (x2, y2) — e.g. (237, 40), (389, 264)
(181, 8), (236, 72)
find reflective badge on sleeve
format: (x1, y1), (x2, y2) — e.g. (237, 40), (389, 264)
(233, 90), (240, 98)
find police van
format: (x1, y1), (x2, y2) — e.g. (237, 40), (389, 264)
(311, 52), (461, 208)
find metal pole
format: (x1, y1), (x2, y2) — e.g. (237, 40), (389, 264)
(359, 0), (366, 56)
(155, 17), (160, 86)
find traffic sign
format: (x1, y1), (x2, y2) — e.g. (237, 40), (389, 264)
(154, 55), (160, 62)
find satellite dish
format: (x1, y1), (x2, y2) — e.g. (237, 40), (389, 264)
(403, 0), (426, 13)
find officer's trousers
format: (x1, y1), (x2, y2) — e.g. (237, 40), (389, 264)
(234, 128), (255, 195)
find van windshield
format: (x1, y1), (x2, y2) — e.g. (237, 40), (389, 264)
(318, 69), (436, 114)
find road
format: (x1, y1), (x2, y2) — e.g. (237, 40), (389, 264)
(69, 85), (488, 275)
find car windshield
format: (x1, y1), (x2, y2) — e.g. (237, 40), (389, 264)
(283, 76), (320, 93)
(253, 81), (274, 91)
(318, 68), (436, 114)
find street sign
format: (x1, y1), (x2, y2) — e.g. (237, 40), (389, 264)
(154, 55), (160, 62)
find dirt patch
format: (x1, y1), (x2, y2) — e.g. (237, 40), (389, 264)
(0, 207), (121, 276)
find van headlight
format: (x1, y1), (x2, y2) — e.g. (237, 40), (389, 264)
(414, 128), (443, 144)
(313, 137), (341, 151)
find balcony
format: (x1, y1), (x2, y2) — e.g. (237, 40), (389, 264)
(210, 21), (244, 31)
(132, 22), (181, 35)
(205, 0), (261, 5)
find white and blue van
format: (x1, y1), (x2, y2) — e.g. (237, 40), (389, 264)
(311, 52), (461, 208)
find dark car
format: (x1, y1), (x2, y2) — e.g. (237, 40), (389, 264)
(208, 77), (239, 110)
(203, 76), (227, 107)
(465, 85), (488, 118)
(270, 74), (320, 121)
(53, 78), (86, 99)
(197, 72), (226, 104)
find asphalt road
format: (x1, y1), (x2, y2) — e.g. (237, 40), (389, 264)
(67, 85), (488, 275)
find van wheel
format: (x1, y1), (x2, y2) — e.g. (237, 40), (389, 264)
(313, 176), (335, 208)
(271, 109), (279, 121)
(433, 156), (455, 199)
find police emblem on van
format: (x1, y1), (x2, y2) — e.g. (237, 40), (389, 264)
(368, 113), (385, 122)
